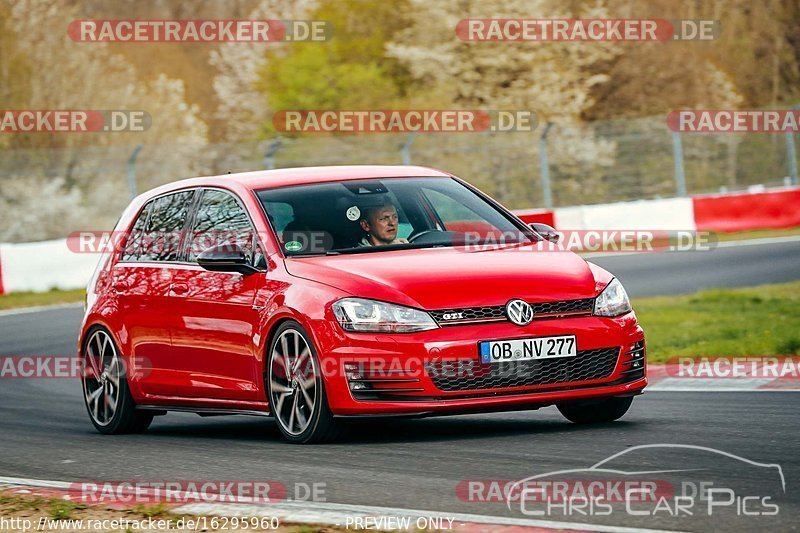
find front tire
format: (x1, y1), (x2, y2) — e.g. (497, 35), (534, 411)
(557, 396), (634, 424)
(266, 321), (341, 444)
(81, 328), (153, 434)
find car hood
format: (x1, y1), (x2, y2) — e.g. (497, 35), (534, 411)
(284, 245), (603, 310)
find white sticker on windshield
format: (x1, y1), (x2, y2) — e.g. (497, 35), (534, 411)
(346, 206), (361, 221)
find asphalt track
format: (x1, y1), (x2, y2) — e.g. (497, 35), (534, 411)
(588, 237), (800, 297)
(1, 239), (799, 532)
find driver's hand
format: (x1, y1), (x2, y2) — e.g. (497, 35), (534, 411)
(394, 238), (409, 244)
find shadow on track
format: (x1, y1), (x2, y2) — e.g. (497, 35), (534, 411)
(138, 412), (644, 445)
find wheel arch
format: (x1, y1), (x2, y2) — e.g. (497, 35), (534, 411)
(79, 320), (118, 357)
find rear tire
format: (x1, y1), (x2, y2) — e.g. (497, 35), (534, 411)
(266, 321), (341, 444)
(557, 396), (633, 424)
(81, 328), (153, 435)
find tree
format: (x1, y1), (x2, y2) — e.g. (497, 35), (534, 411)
(5, 0), (208, 150)
(0, 0), (209, 240)
(256, 0), (413, 135)
(387, 0), (621, 204)
(388, 0), (618, 116)
(210, 0), (316, 143)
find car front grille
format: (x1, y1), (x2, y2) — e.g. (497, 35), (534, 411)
(425, 347), (620, 392)
(429, 298), (595, 326)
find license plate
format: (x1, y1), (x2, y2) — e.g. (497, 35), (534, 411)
(479, 335), (577, 364)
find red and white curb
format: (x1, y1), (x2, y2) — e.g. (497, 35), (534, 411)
(646, 365), (800, 391)
(0, 476), (682, 533)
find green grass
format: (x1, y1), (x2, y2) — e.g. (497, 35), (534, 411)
(0, 493), (46, 513)
(635, 281), (800, 363)
(0, 288), (85, 310)
(0, 490), (333, 532)
(711, 226), (800, 242)
(48, 500), (85, 520)
(132, 503), (171, 518)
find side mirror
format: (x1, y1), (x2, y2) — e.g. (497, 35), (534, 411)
(529, 223), (561, 244)
(197, 244), (260, 275)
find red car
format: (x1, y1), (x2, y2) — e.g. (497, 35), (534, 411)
(80, 165), (646, 443)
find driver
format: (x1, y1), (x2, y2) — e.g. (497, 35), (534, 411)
(357, 201), (409, 246)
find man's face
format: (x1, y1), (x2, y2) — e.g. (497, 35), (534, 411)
(361, 205), (399, 245)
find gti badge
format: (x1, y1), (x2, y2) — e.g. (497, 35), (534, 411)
(506, 299), (534, 326)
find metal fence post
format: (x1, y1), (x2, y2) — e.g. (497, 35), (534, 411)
(264, 138), (282, 170)
(672, 132), (687, 196)
(127, 144), (143, 199)
(400, 132), (417, 165)
(539, 123), (553, 209)
(786, 131), (798, 186)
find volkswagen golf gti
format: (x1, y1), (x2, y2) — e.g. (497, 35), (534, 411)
(80, 165), (646, 443)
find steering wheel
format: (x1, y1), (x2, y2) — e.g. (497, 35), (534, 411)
(407, 229), (442, 243)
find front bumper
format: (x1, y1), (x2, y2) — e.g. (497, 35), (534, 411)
(316, 312), (646, 415)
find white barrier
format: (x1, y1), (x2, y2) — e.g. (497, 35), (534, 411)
(0, 239), (100, 294)
(553, 197), (696, 230)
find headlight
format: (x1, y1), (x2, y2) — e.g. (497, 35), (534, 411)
(332, 298), (438, 333)
(593, 278), (632, 317)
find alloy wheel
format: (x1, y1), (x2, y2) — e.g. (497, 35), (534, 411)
(269, 329), (318, 436)
(82, 330), (121, 427)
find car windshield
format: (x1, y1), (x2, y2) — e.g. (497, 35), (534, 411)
(257, 177), (535, 256)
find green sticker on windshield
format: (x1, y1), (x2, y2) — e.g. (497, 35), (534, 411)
(284, 241), (303, 252)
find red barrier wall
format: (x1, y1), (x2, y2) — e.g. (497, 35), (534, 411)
(693, 188), (800, 232)
(513, 209), (555, 227)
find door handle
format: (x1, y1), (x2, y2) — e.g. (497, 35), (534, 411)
(170, 283), (189, 295)
(112, 280), (129, 292)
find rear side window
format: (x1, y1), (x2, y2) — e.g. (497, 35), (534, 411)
(187, 189), (256, 262)
(138, 190), (195, 262)
(120, 203), (151, 262)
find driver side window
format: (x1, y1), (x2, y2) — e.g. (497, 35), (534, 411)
(423, 188), (484, 223)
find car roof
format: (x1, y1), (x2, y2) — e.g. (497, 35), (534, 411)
(144, 165), (453, 198)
